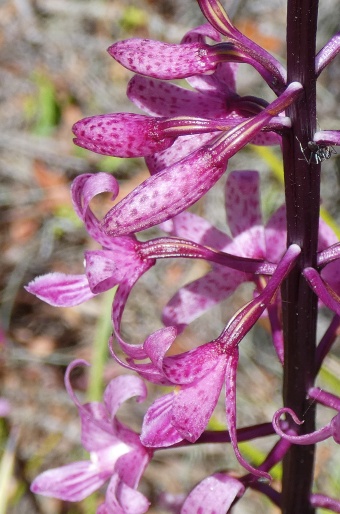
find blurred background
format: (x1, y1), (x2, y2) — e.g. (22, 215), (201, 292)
(0, 0), (340, 512)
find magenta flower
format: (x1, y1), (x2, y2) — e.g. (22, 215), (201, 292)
(72, 4), (302, 238)
(31, 360), (152, 513)
(160, 169), (339, 362)
(74, 21), (287, 160)
(26, 172), (276, 367)
(73, 84), (300, 238)
(25, 172), (152, 308)
(117, 245), (300, 478)
(161, 170), (286, 328)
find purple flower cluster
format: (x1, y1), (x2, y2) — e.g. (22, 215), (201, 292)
(27, 0), (340, 512)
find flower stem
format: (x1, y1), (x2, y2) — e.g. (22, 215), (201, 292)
(281, 0), (320, 512)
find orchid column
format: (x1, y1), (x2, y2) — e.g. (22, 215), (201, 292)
(281, 1), (319, 513)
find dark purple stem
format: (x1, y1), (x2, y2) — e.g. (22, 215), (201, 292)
(168, 422), (275, 448)
(281, 0), (320, 513)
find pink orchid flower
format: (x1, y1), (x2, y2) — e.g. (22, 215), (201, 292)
(115, 245), (300, 479)
(31, 360), (152, 513)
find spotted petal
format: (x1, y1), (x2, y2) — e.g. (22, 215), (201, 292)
(127, 75), (229, 119)
(171, 356), (226, 442)
(162, 268), (245, 328)
(102, 83), (302, 236)
(73, 113), (175, 157)
(109, 39), (234, 80)
(225, 170), (265, 254)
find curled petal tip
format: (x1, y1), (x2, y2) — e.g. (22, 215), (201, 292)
(67, 359), (91, 369)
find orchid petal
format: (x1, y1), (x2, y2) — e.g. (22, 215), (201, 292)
(122, 359), (173, 386)
(64, 359), (91, 409)
(171, 356), (226, 441)
(231, 226), (266, 259)
(186, 61), (238, 98)
(143, 327), (178, 370)
(181, 473), (245, 514)
(181, 24), (237, 96)
(108, 39), (223, 79)
(161, 211), (232, 248)
(84, 250), (119, 293)
(99, 472), (150, 514)
(102, 138), (229, 236)
(116, 447), (152, 489)
(250, 130), (282, 146)
(141, 393), (184, 447)
(84, 238), (145, 293)
(79, 402), (120, 452)
(162, 268), (245, 328)
(181, 23), (222, 44)
(321, 259), (340, 295)
(145, 132), (217, 174)
(110, 335), (173, 385)
(25, 273), (95, 307)
(225, 171), (265, 255)
(127, 75), (228, 118)
(64, 361), (127, 451)
(265, 205), (287, 262)
(104, 375), (147, 422)
(71, 173), (120, 246)
(162, 342), (222, 384)
(73, 114), (174, 157)
(30, 461), (110, 501)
